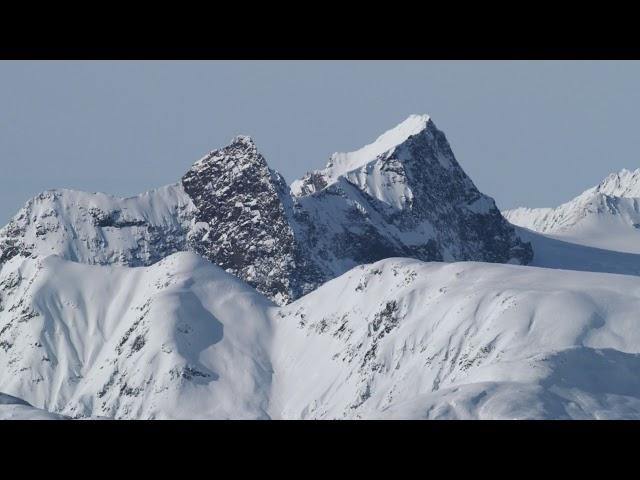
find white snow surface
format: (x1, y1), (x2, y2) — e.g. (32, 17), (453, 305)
(4, 251), (640, 419)
(271, 258), (640, 419)
(0, 392), (66, 420)
(5, 125), (640, 420)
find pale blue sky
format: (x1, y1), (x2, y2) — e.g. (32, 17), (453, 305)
(2, 61), (640, 222)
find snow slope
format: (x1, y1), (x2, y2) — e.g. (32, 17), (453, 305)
(5, 118), (640, 420)
(0, 392), (66, 420)
(0, 252), (274, 419)
(504, 168), (640, 254)
(271, 258), (640, 419)
(518, 226), (640, 276)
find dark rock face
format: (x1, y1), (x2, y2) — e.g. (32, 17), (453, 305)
(389, 120), (531, 264)
(181, 136), (320, 304)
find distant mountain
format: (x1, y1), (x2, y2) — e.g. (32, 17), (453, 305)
(0, 115), (532, 304)
(504, 168), (640, 254)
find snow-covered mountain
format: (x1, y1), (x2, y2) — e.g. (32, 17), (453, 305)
(0, 115), (532, 304)
(287, 114), (532, 299)
(0, 185), (195, 267)
(504, 168), (640, 254)
(272, 258), (640, 419)
(4, 252), (640, 419)
(6, 114), (640, 420)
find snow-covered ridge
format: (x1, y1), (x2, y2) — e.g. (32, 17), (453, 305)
(504, 168), (640, 254)
(1, 115), (533, 304)
(291, 114), (433, 197)
(325, 114), (431, 179)
(0, 183), (195, 266)
(590, 168), (640, 198)
(5, 252), (640, 419)
(5, 115), (640, 420)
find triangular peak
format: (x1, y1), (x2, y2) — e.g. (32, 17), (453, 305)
(326, 114), (432, 178)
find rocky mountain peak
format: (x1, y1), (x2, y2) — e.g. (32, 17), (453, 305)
(1, 118), (533, 305)
(190, 134), (264, 175)
(231, 134), (256, 147)
(181, 137), (300, 304)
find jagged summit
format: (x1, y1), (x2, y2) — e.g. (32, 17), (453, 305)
(504, 167), (640, 254)
(181, 135), (300, 304)
(1, 116), (533, 304)
(231, 134), (256, 146)
(589, 167), (640, 198)
(287, 114), (532, 280)
(191, 134), (260, 172)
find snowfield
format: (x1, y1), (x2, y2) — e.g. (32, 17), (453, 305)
(0, 392), (66, 420)
(3, 252), (640, 419)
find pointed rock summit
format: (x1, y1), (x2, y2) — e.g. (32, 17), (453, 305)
(181, 135), (302, 304)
